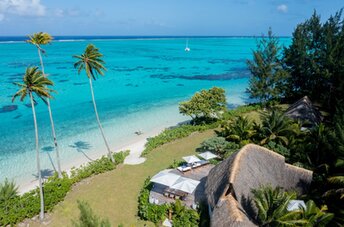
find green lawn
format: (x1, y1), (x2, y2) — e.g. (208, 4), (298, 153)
(242, 104), (290, 124)
(29, 130), (215, 227)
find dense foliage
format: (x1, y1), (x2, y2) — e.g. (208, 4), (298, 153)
(70, 151), (129, 182)
(72, 200), (111, 227)
(138, 178), (200, 226)
(179, 87), (227, 123)
(245, 12), (344, 224)
(220, 116), (255, 145)
(252, 185), (334, 226)
(247, 28), (289, 105)
(284, 10), (344, 111)
(141, 122), (219, 156)
(200, 136), (239, 158)
(248, 10), (344, 113)
(0, 151), (129, 226)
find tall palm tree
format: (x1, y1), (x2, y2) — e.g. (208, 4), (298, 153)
(73, 44), (115, 163)
(12, 67), (55, 221)
(26, 32), (62, 178)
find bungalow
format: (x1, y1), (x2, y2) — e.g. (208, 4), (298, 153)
(205, 144), (313, 227)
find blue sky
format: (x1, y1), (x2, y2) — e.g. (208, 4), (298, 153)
(0, 0), (343, 36)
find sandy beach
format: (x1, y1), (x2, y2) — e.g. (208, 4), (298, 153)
(17, 125), (167, 194)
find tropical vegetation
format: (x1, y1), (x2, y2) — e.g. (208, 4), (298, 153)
(12, 66), (55, 221)
(252, 185), (334, 226)
(26, 32), (63, 178)
(138, 178), (200, 226)
(72, 200), (111, 227)
(0, 151), (128, 226)
(179, 87), (227, 124)
(246, 28), (289, 105)
(73, 44), (115, 163)
(244, 9), (344, 225)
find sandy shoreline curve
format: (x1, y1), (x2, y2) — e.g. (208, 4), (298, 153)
(17, 126), (166, 194)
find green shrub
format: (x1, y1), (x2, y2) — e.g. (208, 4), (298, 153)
(138, 178), (200, 226)
(200, 136), (230, 155)
(72, 200), (111, 227)
(0, 179), (19, 203)
(264, 141), (290, 159)
(200, 136), (240, 159)
(142, 123), (219, 156)
(138, 178), (168, 224)
(171, 200), (199, 227)
(223, 142), (240, 159)
(71, 150), (129, 183)
(113, 150), (130, 165)
(222, 104), (261, 120)
(43, 173), (73, 211)
(169, 160), (187, 169)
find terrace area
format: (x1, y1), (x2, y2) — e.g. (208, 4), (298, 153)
(149, 164), (214, 209)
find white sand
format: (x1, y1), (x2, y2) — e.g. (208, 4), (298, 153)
(17, 126), (164, 194)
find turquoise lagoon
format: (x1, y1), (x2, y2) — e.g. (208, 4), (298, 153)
(0, 37), (290, 189)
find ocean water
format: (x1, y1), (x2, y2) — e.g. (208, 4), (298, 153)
(0, 37), (291, 188)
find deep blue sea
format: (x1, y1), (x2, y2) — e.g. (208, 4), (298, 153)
(0, 36), (291, 189)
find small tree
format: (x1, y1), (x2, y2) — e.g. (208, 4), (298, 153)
(201, 137), (230, 155)
(252, 185), (300, 226)
(179, 87), (226, 123)
(247, 28), (289, 105)
(220, 116), (255, 145)
(72, 200), (111, 227)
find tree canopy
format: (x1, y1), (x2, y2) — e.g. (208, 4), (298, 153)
(247, 28), (289, 105)
(283, 10), (344, 111)
(179, 87), (227, 122)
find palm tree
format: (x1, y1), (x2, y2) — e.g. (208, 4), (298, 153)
(221, 116), (255, 145)
(26, 32), (62, 178)
(299, 200), (334, 226)
(73, 44), (115, 163)
(252, 185), (304, 226)
(12, 67), (55, 221)
(258, 110), (298, 146)
(0, 179), (19, 213)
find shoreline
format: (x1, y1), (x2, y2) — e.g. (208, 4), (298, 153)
(17, 124), (171, 194)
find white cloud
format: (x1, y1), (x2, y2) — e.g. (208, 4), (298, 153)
(0, 0), (46, 20)
(0, 13), (4, 21)
(67, 8), (80, 17)
(54, 8), (64, 17)
(277, 4), (288, 13)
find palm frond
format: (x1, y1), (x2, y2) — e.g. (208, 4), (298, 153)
(12, 67), (55, 103)
(73, 44), (107, 80)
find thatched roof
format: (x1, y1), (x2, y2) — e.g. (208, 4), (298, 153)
(285, 96), (322, 125)
(205, 144), (313, 227)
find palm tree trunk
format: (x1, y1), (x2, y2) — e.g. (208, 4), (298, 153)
(38, 49), (62, 178)
(88, 78), (115, 163)
(30, 92), (45, 221)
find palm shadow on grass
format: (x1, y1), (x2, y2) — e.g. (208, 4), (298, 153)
(69, 141), (93, 161)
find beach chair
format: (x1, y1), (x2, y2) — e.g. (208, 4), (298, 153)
(177, 165), (192, 172)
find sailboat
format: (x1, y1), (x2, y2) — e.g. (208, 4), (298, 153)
(185, 39), (190, 52)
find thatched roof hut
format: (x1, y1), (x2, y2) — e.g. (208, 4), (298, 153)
(285, 96), (322, 125)
(205, 144), (313, 227)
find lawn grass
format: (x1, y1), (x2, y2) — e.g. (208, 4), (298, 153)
(28, 130), (215, 227)
(242, 104), (290, 124)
